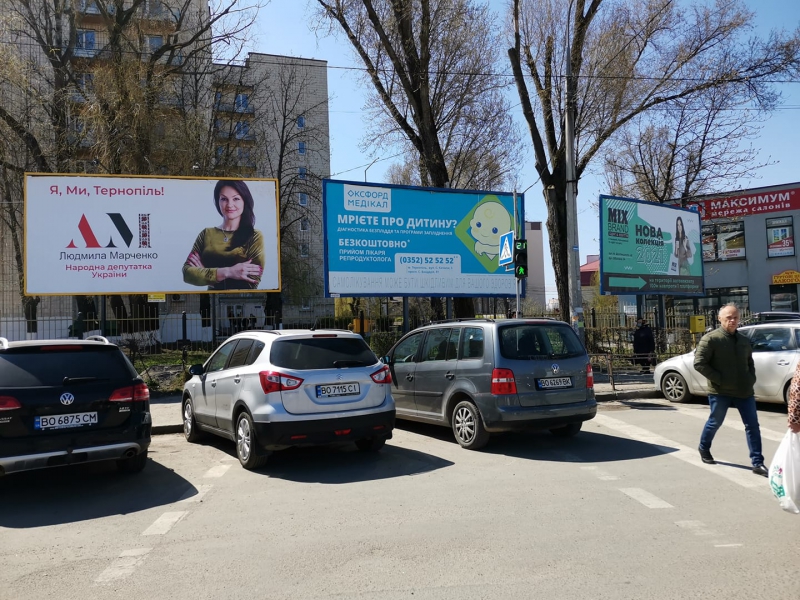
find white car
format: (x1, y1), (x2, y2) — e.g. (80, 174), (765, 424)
(654, 322), (800, 404)
(182, 329), (395, 469)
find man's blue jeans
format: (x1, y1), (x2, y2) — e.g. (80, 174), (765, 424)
(699, 394), (764, 466)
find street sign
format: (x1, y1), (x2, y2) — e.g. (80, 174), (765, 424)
(498, 231), (514, 267)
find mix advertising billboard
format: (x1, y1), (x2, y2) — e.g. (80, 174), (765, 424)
(25, 174), (280, 295)
(323, 181), (522, 297)
(599, 195), (704, 296)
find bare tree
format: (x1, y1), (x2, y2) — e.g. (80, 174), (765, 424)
(603, 87), (769, 203)
(508, 0), (800, 317)
(315, 0), (522, 318)
(0, 0), (261, 332)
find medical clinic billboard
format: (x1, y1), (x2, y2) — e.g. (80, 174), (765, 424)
(323, 181), (521, 297)
(25, 174), (280, 295)
(600, 195), (703, 296)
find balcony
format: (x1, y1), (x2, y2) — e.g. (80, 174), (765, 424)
(214, 102), (255, 114)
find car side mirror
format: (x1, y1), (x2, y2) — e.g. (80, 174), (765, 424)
(382, 355), (392, 365)
(188, 364), (205, 376)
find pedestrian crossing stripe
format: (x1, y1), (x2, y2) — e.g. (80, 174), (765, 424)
(500, 237), (512, 262)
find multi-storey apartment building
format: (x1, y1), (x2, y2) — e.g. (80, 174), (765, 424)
(0, 0), (331, 340)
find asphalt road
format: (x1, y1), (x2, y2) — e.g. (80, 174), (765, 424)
(1, 397), (796, 600)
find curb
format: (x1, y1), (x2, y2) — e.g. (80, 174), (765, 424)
(596, 389), (663, 402)
(153, 424), (184, 435)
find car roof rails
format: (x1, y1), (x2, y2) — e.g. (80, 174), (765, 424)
(427, 318), (496, 325)
(85, 335), (111, 344)
(0, 337), (8, 350)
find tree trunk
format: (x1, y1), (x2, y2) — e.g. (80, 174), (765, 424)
(544, 186), (569, 324)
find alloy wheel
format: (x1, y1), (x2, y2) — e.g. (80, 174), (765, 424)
(454, 406), (476, 444)
(237, 416), (252, 461)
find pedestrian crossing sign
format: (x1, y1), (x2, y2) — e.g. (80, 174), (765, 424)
(498, 231), (514, 266)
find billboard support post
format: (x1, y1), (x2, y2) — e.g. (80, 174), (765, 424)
(100, 295), (106, 337)
(402, 297), (409, 334)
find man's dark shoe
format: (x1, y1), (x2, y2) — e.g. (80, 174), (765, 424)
(752, 464), (768, 477)
(698, 447), (715, 464)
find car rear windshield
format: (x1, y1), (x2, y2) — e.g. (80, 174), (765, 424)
(0, 345), (135, 387)
(270, 337), (379, 370)
(499, 324), (585, 360)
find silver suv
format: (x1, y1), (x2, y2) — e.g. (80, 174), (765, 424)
(385, 318), (596, 449)
(182, 329), (395, 469)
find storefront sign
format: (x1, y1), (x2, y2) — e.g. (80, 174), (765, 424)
(772, 270), (800, 285)
(766, 216), (795, 258)
(689, 184), (800, 219)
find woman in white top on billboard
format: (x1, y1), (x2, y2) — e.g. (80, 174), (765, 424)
(673, 216), (693, 276)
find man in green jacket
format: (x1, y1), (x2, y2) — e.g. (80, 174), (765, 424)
(694, 303), (767, 476)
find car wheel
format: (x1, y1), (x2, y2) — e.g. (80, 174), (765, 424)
(550, 422), (582, 437)
(451, 400), (490, 450)
(235, 411), (270, 470)
(661, 371), (689, 403)
(116, 449), (148, 474)
(355, 437), (386, 452)
(785, 382), (791, 405)
(183, 398), (204, 443)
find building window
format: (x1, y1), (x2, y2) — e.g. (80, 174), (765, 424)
(215, 146), (225, 162)
(701, 221), (745, 262)
(298, 193), (308, 206)
(300, 243), (309, 257)
(234, 121), (250, 139)
(214, 91), (222, 107)
(298, 141), (306, 155)
(237, 147), (252, 166)
(297, 115), (305, 128)
(300, 298), (312, 311)
(298, 167), (307, 180)
(76, 30), (96, 55)
(300, 218), (309, 232)
(146, 35), (163, 53)
(769, 284), (799, 311)
(235, 93), (249, 111)
(697, 287), (749, 314)
(766, 216), (795, 258)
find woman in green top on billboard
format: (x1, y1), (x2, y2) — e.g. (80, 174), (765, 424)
(673, 216), (693, 276)
(183, 180), (265, 290)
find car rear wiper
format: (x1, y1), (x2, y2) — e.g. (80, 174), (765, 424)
(332, 360), (369, 368)
(63, 376), (106, 385)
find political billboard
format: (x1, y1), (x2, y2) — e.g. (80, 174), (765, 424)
(599, 195), (704, 296)
(323, 180), (522, 297)
(25, 174), (280, 295)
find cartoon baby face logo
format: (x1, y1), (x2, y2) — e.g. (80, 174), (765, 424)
(454, 195), (515, 272)
(468, 201), (511, 260)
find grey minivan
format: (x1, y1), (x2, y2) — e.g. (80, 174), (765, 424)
(385, 318), (596, 449)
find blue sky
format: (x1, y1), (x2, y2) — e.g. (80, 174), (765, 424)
(253, 0), (800, 302)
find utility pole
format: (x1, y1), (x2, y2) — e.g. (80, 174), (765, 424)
(564, 7), (584, 343)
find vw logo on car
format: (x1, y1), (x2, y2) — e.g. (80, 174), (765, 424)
(551, 364), (560, 374)
(60, 392), (75, 406)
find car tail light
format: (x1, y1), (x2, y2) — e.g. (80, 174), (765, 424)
(586, 363), (594, 389)
(491, 368), (517, 395)
(370, 365), (392, 384)
(0, 396), (22, 411)
(259, 371), (304, 394)
(109, 383), (150, 402)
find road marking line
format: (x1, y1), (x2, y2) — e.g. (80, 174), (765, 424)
(203, 464), (231, 478)
(177, 484), (212, 503)
(672, 406), (785, 442)
(675, 520), (716, 536)
(95, 548), (152, 583)
(593, 414), (770, 493)
(142, 511), (188, 536)
(619, 487), (673, 508)
(714, 544), (743, 548)
(580, 466), (619, 481)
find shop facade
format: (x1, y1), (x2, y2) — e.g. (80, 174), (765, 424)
(640, 182), (800, 318)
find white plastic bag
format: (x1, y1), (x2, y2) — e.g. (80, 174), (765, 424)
(768, 431), (800, 514)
